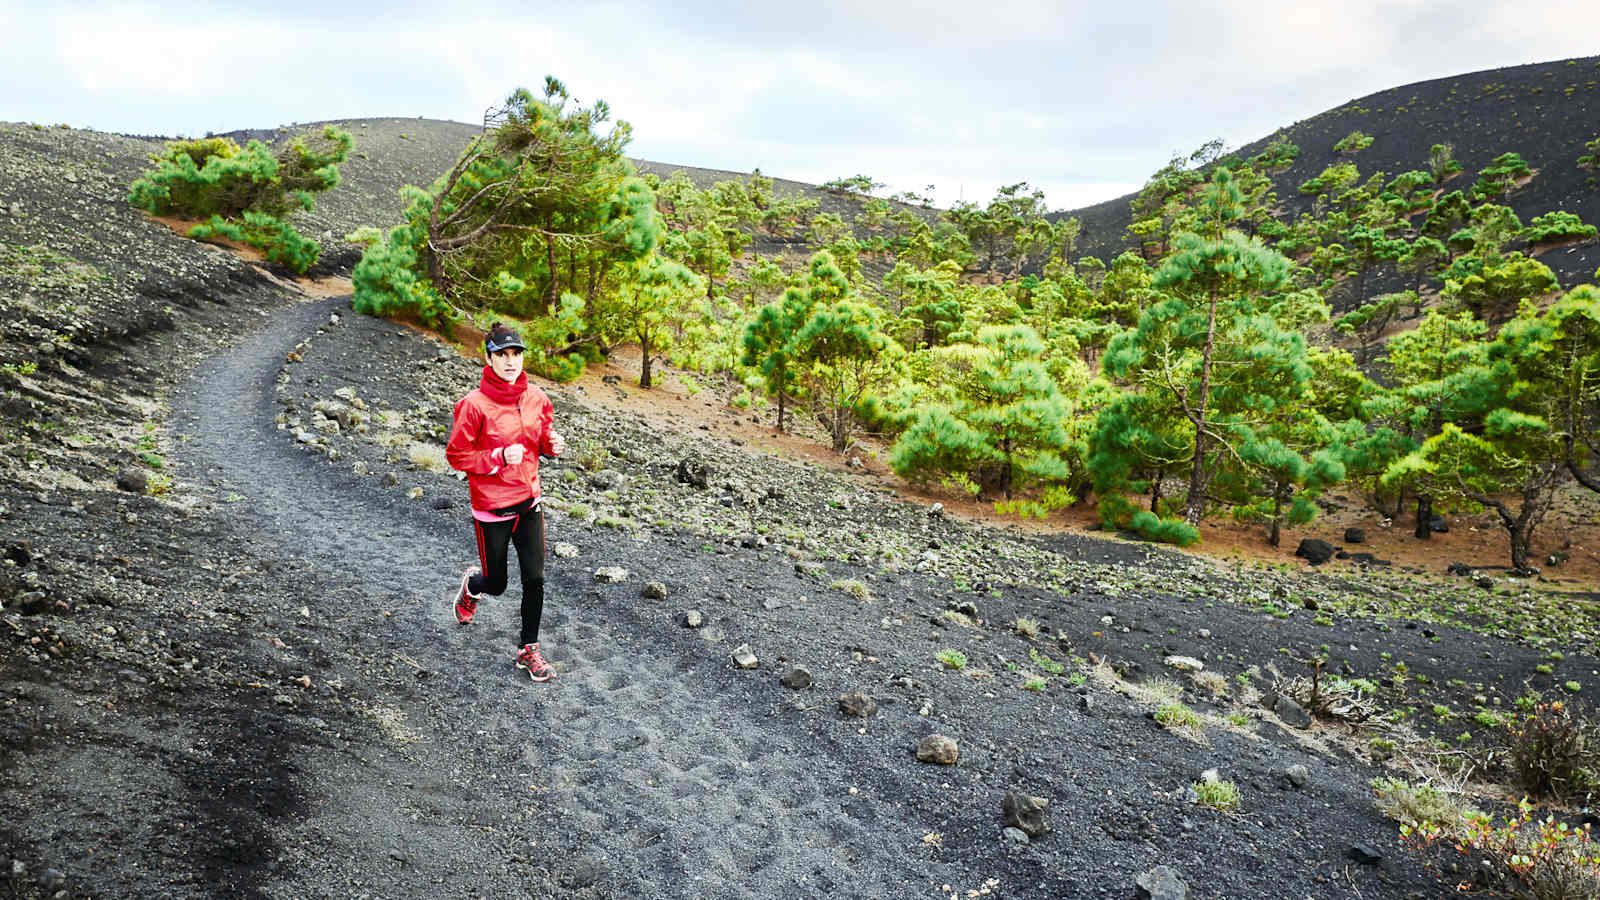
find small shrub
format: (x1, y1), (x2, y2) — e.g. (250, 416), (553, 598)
(830, 578), (873, 603)
(943, 610), (975, 627)
(935, 649), (967, 671)
(1029, 647), (1065, 675)
(1022, 677), (1046, 693)
(1127, 510), (1200, 546)
(1155, 703), (1202, 729)
(1014, 617), (1040, 639)
(406, 442), (448, 473)
(1333, 130), (1375, 154)
(139, 451), (165, 469)
(1504, 701), (1596, 801)
(1521, 211), (1598, 244)
(1397, 796), (1600, 900)
(1193, 778), (1241, 811)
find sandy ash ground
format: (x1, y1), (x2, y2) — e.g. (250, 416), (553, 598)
(2, 118), (1599, 900)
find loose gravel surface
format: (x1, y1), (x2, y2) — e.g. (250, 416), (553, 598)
(3, 118), (1598, 900)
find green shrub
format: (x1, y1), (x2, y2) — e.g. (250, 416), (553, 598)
(189, 211), (321, 274)
(1521, 211), (1597, 245)
(1127, 510), (1200, 546)
(129, 125), (351, 272)
(1333, 130), (1374, 154)
(1504, 701), (1596, 801)
(1193, 778), (1240, 811)
(1155, 703), (1202, 729)
(1471, 151), (1532, 200)
(1028, 647), (1065, 675)
(935, 649), (967, 671)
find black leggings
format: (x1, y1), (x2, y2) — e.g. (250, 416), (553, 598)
(468, 502), (544, 647)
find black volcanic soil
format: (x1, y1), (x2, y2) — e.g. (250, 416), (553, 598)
(3, 118), (1598, 900)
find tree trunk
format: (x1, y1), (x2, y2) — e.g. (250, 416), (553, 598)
(639, 336), (653, 388)
(1414, 494), (1433, 540)
(1184, 288), (1220, 526)
(1149, 474), (1162, 513)
(776, 391), (787, 432)
(1509, 524), (1532, 575)
(543, 229), (559, 312)
(1269, 489), (1285, 548)
(832, 405), (848, 453)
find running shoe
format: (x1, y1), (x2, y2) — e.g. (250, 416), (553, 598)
(453, 568), (481, 625)
(515, 642), (555, 682)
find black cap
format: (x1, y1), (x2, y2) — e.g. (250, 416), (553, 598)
(484, 323), (526, 354)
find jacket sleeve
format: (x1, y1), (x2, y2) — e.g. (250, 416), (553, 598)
(446, 397), (502, 475)
(535, 390), (558, 457)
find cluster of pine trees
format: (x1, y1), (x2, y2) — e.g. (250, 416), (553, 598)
(336, 81), (1600, 573)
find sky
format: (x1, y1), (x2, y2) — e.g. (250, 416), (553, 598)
(4, 1), (1599, 212)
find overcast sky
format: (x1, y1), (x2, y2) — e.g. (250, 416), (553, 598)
(5, 1), (1598, 211)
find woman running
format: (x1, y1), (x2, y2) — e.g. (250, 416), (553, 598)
(445, 322), (565, 682)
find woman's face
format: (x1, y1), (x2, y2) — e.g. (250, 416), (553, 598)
(488, 347), (524, 382)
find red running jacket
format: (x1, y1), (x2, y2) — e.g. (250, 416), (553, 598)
(445, 367), (556, 512)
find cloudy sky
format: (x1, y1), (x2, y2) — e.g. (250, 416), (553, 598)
(4, 1), (1598, 211)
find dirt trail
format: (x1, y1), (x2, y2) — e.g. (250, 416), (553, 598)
(169, 296), (938, 898)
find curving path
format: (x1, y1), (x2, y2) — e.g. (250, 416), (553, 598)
(171, 296), (933, 899)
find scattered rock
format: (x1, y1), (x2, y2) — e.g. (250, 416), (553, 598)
(1293, 539), (1335, 565)
(1000, 791), (1050, 837)
(1272, 695), (1314, 728)
(678, 609), (703, 628)
(1283, 764), (1310, 789)
(593, 566), (629, 583)
(589, 469), (626, 492)
(641, 581), (668, 600)
(1429, 516), (1450, 533)
(927, 502), (944, 519)
(838, 692), (878, 718)
(430, 496), (453, 510)
(1135, 865), (1189, 900)
(1476, 575), (1496, 589)
(1001, 826), (1030, 845)
(916, 734), (959, 765)
(1447, 561), (1474, 576)
(676, 455), (710, 489)
(553, 542), (579, 558)
(1347, 843), (1383, 865)
(1343, 527), (1366, 544)
(1163, 655), (1204, 672)
(115, 468), (149, 494)
(1548, 551), (1570, 567)
(4, 541), (31, 565)
(780, 667), (812, 689)
(731, 644), (758, 669)
(351, 461), (369, 476)
(380, 472), (400, 487)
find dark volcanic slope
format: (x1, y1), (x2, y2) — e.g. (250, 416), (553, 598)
(1071, 55), (1600, 289)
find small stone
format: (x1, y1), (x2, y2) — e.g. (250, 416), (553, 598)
(928, 502), (944, 518)
(1001, 826), (1030, 845)
(1343, 527), (1366, 544)
(678, 609), (704, 628)
(1163, 655), (1204, 672)
(838, 692), (878, 718)
(594, 566), (629, 583)
(553, 542), (579, 558)
(1001, 790), (1050, 837)
(731, 644), (758, 669)
(676, 455), (711, 489)
(1199, 767), (1222, 784)
(780, 667), (812, 689)
(916, 734), (959, 765)
(1347, 843), (1383, 865)
(1135, 865), (1189, 900)
(115, 468), (149, 494)
(406, 487), (423, 500)
(641, 581), (668, 601)
(1429, 515), (1449, 533)
(4, 541), (31, 565)
(381, 472), (400, 487)
(351, 461), (369, 476)
(1476, 576), (1495, 589)
(1284, 764), (1310, 789)
(1273, 695), (1314, 728)
(431, 496), (453, 510)
(589, 469), (626, 491)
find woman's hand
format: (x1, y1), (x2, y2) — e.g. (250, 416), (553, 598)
(548, 430), (566, 456)
(502, 443), (526, 466)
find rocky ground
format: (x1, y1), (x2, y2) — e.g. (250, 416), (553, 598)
(3, 120), (1599, 900)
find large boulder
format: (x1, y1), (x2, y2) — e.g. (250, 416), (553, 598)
(1294, 539), (1336, 565)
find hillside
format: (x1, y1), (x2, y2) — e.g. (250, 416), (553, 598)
(3, 71), (1600, 899)
(1070, 55), (1600, 297)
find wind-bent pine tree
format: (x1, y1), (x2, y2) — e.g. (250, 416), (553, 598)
(1104, 168), (1295, 527)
